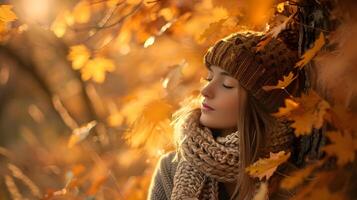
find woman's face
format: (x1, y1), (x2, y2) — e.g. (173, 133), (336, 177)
(200, 65), (240, 129)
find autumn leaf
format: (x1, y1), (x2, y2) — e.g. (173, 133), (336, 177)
(295, 32), (325, 69)
(124, 99), (174, 155)
(256, 14), (293, 52)
(72, 1), (91, 24)
(198, 17), (240, 44)
(322, 131), (357, 166)
(67, 44), (91, 69)
(162, 61), (186, 92)
(50, 9), (73, 38)
(253, 182), (268, 200)
(272, 98), (299, 118)
(277, 90), (330, 136)
(0, 5), (17, 23)
(280, 160), (323, 190)
(262, 71), (296, 91)
(246, 151), (291, 181)
(81, 57), (116, 83)
(68, 120), (97, 148)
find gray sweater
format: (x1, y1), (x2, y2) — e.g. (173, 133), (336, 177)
(147, 151), (178, 200)
(147, 151), (298, 200)
(147, 151), (231, 200)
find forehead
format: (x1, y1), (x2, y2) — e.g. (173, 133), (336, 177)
(207, 65), (230, 76)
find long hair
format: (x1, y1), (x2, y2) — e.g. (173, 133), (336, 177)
(230, 83), (277, 200)
(232, 72), (305, 200)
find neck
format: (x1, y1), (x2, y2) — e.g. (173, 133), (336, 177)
(212, 127), (237, 138)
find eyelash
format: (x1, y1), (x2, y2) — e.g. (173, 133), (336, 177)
(204, 78), (234, 89)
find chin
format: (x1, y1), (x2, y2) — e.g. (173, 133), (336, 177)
(199, 113), (219, 129)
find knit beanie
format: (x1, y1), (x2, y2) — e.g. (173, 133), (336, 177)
(203, 31), (305, 113)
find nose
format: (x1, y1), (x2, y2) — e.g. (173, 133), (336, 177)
(200, 81), (214, 99)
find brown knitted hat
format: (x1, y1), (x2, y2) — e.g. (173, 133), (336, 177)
(204, 31), (304, 113)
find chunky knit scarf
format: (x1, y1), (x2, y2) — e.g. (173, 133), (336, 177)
(171, 108), (241, 200)
(170, 107), (294, 200)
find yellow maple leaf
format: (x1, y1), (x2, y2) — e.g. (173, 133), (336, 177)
(262, 71), (296, 91)
(0, 5), (17, 23)
(67, 44), (91, 70)
(81, 57), (115, 83)
(246, 151), (291, 181)
(68, 120), (97, 148)
(322, 131), (357, 166)
(51, 9), (74, 38)
(72, 1), (91, 24)
(289, 90), (330, 136)
(295, 32), (325, 69)
(124, 99), (174, 156)
(272, 98), (299, 118)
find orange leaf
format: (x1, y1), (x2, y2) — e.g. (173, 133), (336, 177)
(81, 57), (116, 83)
(322, 131), (357, 166)
(272, 98), (299, 118)
(287, 90), (330, 136)
(246, 151), (291, 181)
(256, 13), (294, 52)
(262, 71), (296, 91)
(124, 99), (174, 155)
(73, 1), (91, 24)
(67, 44), (91, 70)
(0, 5), (17, 23)
(295, 32), (325, 69)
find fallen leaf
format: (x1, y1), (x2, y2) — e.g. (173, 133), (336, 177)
(295, 32), (325, 69)
(0, 5), (17, 22)
(272, 98), (299, 118)
(256, 13), (293, 51)
(67, 44), (91, 70)
(81, 57), (116, 83)
(262, 71), (296, 91)
(73, 1), (91, 24)
(246, 151), (291, 181)
(322, 131), (357, 166)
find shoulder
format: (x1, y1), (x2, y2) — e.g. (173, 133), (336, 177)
(156, 150), (179, 180)
(147, 150), (178, 200)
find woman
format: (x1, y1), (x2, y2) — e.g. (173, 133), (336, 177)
(148, 30), (306, 200)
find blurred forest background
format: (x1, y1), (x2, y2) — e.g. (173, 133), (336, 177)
(0, 0), (357, 199)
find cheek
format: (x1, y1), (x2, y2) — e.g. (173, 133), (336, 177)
(216, 92), (239, 121)
(200, 90), (239, 129)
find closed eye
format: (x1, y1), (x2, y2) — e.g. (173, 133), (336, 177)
(204, 77), (234, 89)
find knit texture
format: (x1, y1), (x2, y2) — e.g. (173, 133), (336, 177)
(148, 108), (294, 200)
(171, 108), (240, 200)
(204, 31), (304, 113)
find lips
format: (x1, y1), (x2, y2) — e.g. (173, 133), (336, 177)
(202, 102), (214, 111)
